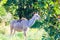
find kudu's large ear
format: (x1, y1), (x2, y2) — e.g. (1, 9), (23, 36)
(33, 12), (37, 14)
(32, 12), (35, 15)
(32, 11), (39, 15)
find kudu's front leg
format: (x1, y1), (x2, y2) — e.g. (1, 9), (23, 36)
(23, 28), (29, 40)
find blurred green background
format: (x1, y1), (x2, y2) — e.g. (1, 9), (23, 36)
(0, 0), (60, 40)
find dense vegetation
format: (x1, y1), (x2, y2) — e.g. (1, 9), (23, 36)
(0, 0), (60, 40)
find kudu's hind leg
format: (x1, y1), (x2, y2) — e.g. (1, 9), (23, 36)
(10, 25), (13, 35)
(23, 28), (29, 40)
(24, 31), (26, 37)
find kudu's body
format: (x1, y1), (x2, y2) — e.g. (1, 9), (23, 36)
(10, 13), (40, 38)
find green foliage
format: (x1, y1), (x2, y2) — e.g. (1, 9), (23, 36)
(17, 0), (40, 19)
(0, 6), (7, 22)
(0, 0), (7, 6)
(4, 0), (18, 19)
(0, 6), (6, 16)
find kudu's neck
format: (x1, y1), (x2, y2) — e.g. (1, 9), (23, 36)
(28, 16), (36, 27)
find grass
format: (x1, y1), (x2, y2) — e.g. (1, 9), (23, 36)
(0, 25), (49, 40)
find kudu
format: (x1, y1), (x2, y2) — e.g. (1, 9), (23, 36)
(10, 12), (40, 39)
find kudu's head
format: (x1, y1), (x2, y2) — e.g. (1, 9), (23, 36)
(33, 12), (40, 21)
